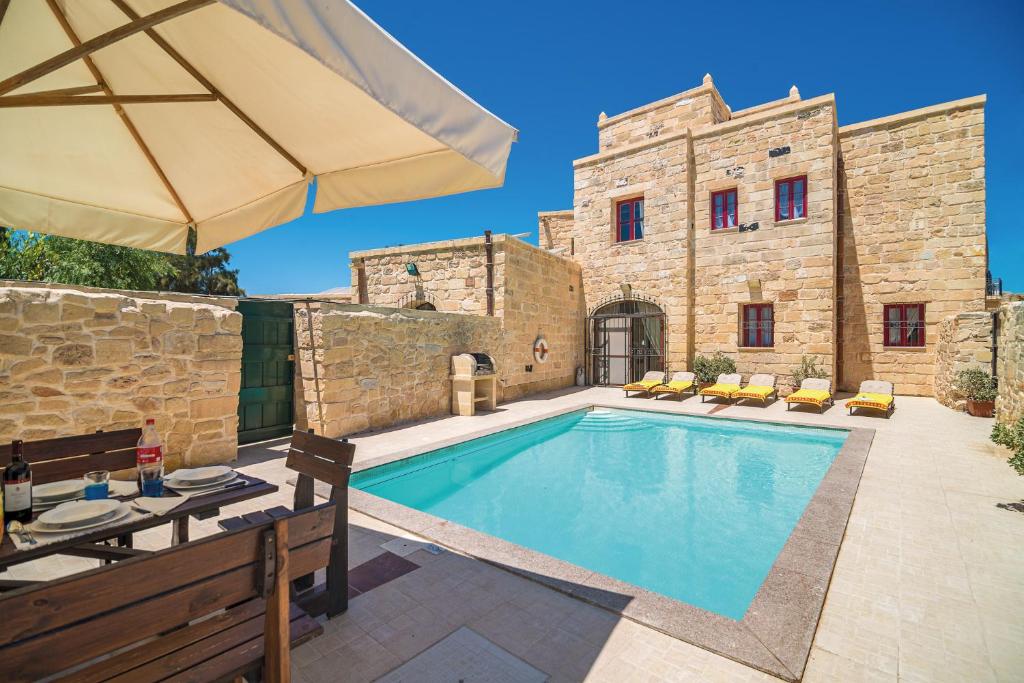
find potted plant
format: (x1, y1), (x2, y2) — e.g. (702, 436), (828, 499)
(789, 355), (829, 397)
(954, 368), (997, 417)
(693, 352), (736, 388)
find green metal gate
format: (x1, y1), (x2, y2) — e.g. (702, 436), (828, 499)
(237, 300), (295, 444)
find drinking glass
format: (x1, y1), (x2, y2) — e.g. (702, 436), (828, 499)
(83, 470), (110, 500)
(140, 467), (164, 497)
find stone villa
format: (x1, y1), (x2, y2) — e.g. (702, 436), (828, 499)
(353, 75), (990, 397)
(2, 76), (1011, 454)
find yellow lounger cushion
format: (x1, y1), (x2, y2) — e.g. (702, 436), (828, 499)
(734, 385), (774, 400)
(848, 392), (893, 410)
(785, 389), (832, 406)
(624, 379), (661, 391)
(652, 380), (693, 394)
(700, 383), (740, 398)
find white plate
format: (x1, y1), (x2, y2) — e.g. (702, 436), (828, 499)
(37, 499), (121, 527)
(30, 503), (132, 534)
(168, 466), (233, 485)
(165, 471), (238, 490)
(32, 479), (88, 502)
(33, 494), (86, 510)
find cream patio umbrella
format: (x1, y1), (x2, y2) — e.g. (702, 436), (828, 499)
(0, 0), (517, 253)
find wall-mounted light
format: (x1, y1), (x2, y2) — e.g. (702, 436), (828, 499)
(405, 263), (419, 276)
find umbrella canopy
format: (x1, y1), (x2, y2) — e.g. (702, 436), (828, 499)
(0, 0), (517, 253)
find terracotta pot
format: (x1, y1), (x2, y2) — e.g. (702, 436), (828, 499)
(966, 399), (995, 418)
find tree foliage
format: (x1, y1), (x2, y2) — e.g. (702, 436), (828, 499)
(158, 247), (244, 296)
(0, 229), (172, 290)
(0, 228), (244, 295)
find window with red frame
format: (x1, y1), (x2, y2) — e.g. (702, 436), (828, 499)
(741, 303), (774, 347)
(775, 176), (807, 221)
(711, 189), (738, 230)
(616, 197), (644, 242)
(884, 303), (925, 347)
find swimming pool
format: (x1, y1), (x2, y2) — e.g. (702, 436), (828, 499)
(352, 408), (848, 620)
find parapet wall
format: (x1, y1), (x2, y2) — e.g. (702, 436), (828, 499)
(0, 282), (241, 466)
(293, 303), (502, 438)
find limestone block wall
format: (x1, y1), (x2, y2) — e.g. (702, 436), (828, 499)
(933, 312), (993, 410)
(351, 236), (503, 314)
(838, 96), (987, 395)
(293, 304), (502, 438)
(996, 302), (1024, 425)
(692, 96), (838, 384)
(538, 210), (575, 254)
(597, 82), (727, 151)
(0, 282), (241, 467)
(500, 238), (585, 400)
(571, 133), (692, 370)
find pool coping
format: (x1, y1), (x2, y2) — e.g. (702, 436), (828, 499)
(348, 403), (875, 681)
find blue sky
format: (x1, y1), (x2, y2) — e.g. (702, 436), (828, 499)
(230, 0), (1024, 295)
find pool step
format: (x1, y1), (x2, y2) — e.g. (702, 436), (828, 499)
(575, 411), (647, 432)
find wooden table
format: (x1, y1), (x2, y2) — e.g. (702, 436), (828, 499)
(0, 473), (277, 572)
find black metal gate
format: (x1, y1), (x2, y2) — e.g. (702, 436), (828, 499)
(587, 296), (665, 386)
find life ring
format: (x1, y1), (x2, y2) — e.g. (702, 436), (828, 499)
(534, 337), (549, 363)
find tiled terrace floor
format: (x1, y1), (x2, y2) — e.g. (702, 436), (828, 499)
(7, 387), (1024, 681)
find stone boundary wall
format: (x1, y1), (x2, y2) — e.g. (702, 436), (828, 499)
(294, 304), (501, 438)
(501, 238), (585, 400)
(0, 282), (241, 467)
(995, 301), (1024, 425)
(933, 312), (993, 410)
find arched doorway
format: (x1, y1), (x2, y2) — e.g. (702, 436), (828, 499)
(588, 296), (665, 386)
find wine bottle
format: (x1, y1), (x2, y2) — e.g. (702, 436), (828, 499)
(3, 439), (32, 524)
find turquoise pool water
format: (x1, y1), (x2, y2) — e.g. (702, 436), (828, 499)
(352, 408), (847, 620)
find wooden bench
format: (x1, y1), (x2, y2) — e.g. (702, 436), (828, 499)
(0, 502), (337, 682)
(1, 429), (142, 563)
(0, 428), (141, 484)
(220, 430), (355, 617)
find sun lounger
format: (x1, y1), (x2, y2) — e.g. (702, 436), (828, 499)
(623, 371), (666, 397)
(785, 378), (833, 413)
(732, 373), (778, 405)
(847, 380), (895, 417)
(651, 372), (697, 399)
(699, 373), (742, 403)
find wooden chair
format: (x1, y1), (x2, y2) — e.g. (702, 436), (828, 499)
(220, 429), (354, 617)
(0, 502), (336, 683)
(0, 428), (141, 563)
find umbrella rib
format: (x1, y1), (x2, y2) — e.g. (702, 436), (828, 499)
(0, 0), (214, 96)
(0, 93), (217, 107)
(5, 84), (106, 98)
(109, 0), (308, 177)
(45, 0), (193, 225)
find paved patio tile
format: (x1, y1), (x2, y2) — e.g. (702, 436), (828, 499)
(7, 386), (1023, 682)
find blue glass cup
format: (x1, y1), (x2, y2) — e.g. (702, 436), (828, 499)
(83, 470), (109, 500)
(140, 468), (164, 497)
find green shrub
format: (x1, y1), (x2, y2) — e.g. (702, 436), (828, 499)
(954, 368), (997, 402)
(693, 352), (736, 384)
(792, 355), (829, 387)
(992, 418), (1024, 476)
